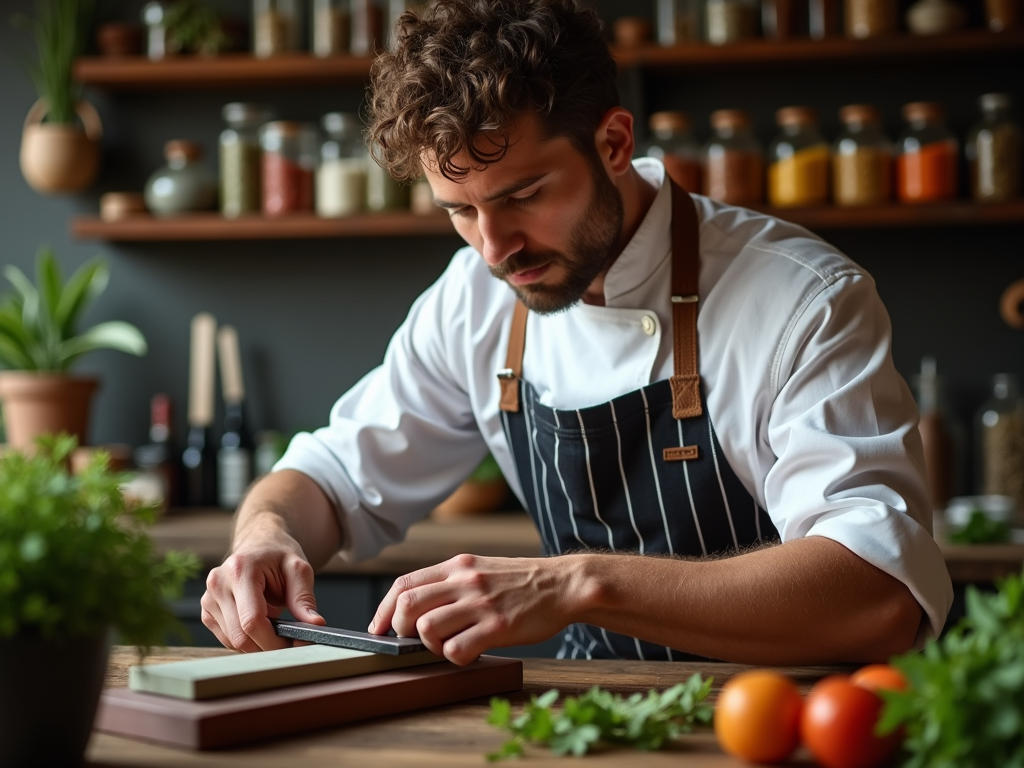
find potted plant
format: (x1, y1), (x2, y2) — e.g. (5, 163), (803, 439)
(0, 435), (199, 767)
(16, 0), (103, 193)
(0, 248), (147, 448)
(432, 454), (510, 520)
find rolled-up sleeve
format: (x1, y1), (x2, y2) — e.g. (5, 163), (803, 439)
(764, 272), (953, 640)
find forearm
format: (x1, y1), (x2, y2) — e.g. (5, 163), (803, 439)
(569, 536), (923, 665)
(231, 469), (343, 571)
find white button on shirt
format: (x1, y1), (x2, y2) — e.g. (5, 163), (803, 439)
(277, 158), (953, 640)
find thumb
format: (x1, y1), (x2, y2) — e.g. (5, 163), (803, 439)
(285, 567), (325, 626)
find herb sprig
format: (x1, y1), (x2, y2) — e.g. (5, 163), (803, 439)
(486, 674), (713, 761)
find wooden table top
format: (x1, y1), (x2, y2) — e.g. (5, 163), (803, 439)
(88, 646), (850, 767)
(153, 509), (1024, 583)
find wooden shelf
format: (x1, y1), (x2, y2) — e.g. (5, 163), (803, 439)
(72, 212), (455, 241)
(749, 199), (1024, 229)
(73, 53), (375, 90)
(614, 28), (1024, 69)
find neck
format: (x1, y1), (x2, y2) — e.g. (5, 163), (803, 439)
(582, 166), (659, 306)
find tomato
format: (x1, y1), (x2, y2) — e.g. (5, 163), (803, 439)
(801, 676), (900, 768)
(715, 670), (803, 764)
(850, 664), (908, 694)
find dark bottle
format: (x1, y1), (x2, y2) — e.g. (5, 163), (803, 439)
(133, 393), (180, 512)
(183, 312), (218, 507)
(182, 425), (217, 506)
(217, 325), (254, 509)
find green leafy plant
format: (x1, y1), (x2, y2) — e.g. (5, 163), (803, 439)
(469, 453), (504, 484)
(165, 0), (229, 55)
(486, 675), (714, 761)
(0, 247), (147, 372)
(12, 0), (96, 124)
(878, 569), (1024, 768)
(0, 434), (199, 651)
(947, 509), (1012, 545)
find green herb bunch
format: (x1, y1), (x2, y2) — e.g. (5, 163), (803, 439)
(0, 435), (199, 652)
(487, 674), (713, 761)
(165, 0), (229, 55)
(947, 509), (1011, 545)
(879, 569), (1024, 768)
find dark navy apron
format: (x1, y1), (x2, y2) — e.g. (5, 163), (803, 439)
(497, 182), (779, 661)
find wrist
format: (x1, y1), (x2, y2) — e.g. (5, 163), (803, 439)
(229, 507), (296, 556)
(561, 554), (615, 626)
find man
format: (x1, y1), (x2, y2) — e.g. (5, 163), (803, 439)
(202, 0), (952, 665)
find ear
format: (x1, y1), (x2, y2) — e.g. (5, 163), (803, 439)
(594, 107), (637, 179)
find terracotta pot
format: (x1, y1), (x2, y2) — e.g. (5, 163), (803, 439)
(96, 22), (143, 56)
(19, 99), (102, 194)
(0, 373), (99, 449)
(432, 479), (509, 520)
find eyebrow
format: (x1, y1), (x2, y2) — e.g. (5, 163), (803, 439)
(433, 174), (547, 209)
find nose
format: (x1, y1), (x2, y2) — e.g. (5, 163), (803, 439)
(477, 211), (525, 268)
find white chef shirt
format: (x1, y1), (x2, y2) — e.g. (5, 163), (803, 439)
(277, 158), (954, 639)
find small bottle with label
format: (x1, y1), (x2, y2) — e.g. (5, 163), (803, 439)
(217, 326), (254, 510)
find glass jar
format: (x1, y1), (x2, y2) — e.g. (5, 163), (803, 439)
(985, 0), (1019, 30)
(703, 109), (764, 205)
(312, 0), (350, 56)
(832, 104), (892, 207)
(768, 107), (830, 208)
(844, 0), (898, 38)
(646, 111), (702, 194)
(220, 103), (272, 218)
(260, 121), (317, 216)
(351, 0), (383, 55)
(657, 0), (700, 45)
(316, 112), (368, 217)
(975, 373), (1024, 513)
(705, 0), (757, 44)
(366, 144), (410, 211)
(762, 0), (801, 39)
(144, 140), (217, 217)
(966, 93), (1021, 203)
(896, 102), (958, 203)
(141, 2), (167, 60)
(253, 0), (302, 58)
(808, 0), (841, 38)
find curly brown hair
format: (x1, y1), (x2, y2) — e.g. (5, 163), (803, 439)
(367, 0), (619, 182)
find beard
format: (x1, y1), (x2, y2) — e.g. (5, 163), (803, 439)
(489, 163), (624, 315)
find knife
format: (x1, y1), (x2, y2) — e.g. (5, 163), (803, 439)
(271, 619), (427, 655)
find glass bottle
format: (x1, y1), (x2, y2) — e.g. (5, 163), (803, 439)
(312, 0), (350, 56)
(912, 356), (957, 512)
(646, 111), (703, 194)
(844, 0), (898, 38)
(316, 112), (369, 217)
(832, 104), (892, 207)
(366, 143), (409, 211)
(896, 102), (959, 203)
(705, 0), (757, 44)
(975, 373), (1024, 514)
(768, 106), (830, 208)
(985, 0), (1019, 30)
(141, 2), (167, 60)
(763, 0), (801, 39)
(260, 121), (318, 216)
(220, 103), (272, 218)
(351, 0), (383, 55)
(966, 93), (1021, 203)
(253, 0), (302, 58)
(703, 109), (764, 205)
(144, 140), (218, 217)
(657, 0), (700, 45)
(808, 0), (841, 38)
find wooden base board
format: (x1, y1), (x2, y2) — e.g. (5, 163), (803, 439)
(97, 655), (522, 750)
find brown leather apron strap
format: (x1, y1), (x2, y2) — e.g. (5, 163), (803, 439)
(668, 181), (703, 419)
(498, 299), (528, 412)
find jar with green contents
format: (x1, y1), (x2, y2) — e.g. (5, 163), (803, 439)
(832, 104), (892, 207)
(366, 144), (409, 212)
(967, 93), (1021, 203)
(220, 103), (272, 218)
(768, 107), (830, 208)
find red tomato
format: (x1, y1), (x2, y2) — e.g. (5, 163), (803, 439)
(715, 670), (803, 764)
(801, 676), (900, 768)
(850, 664), (908, 694)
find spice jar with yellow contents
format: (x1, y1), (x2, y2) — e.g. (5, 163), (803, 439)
(645, 111), (703, 194)
(768, 107), (830, 208)
(966, 93), (1021, 202)
(832, 104), (892, 207)
(845, 0), (898, 38)
(896, 102), (959, 203)
(703, 109), (764, 205)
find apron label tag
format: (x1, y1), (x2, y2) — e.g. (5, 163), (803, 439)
(663, 445), (699, 462)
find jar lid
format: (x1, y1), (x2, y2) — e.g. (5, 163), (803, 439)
(262, 120), (305, 136)
(902, 101), (944, 122)
(710, 109), (751, 129)
(222, 102), (273, 125)
(979, 93), (1012, 112)
(838, 104), (881, 125)
(649, 111), (691, 134)
(165, 140), (203, 161)
(322, 112), (363, 137)
(100, 192), (147, 221)
(775, 106), (817, 126)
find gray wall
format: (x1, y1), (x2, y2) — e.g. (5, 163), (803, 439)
(1, 0), (1021, 498)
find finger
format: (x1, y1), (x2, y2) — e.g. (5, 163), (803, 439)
(441, 620), (505, 666)
(370, 558), (471, 634)
(199, 592), (235, 650)
(233, 574), (291, 651)
(282, 556), (325, 626)
(412, 602), (477, 658)
(206, 591), (264, 653)
(390, 581), (462, 638)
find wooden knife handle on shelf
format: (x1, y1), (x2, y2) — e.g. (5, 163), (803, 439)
(217, 325), (245, 405)
(188, 312), (217, 428)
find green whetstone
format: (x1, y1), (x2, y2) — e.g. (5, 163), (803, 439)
(129, 644), (442, 700)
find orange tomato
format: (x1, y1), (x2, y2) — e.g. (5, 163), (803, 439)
(850, 664), (908, 694)
(801, 676), (901, 768)
(715, 670), (803, 764)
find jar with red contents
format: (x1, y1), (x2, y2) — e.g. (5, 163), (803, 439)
(896, 102), (959, 203)
(260, 120), (317, 216)
(703, 109), (764, 205)
(645, 111), (702, 194)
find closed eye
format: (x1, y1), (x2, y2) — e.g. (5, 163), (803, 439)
(511, 191), (539, 206)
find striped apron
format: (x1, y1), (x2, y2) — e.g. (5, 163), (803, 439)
(497, 182), (779, 660)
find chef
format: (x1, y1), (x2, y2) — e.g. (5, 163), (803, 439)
(201, 0), (953, 665)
